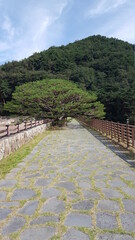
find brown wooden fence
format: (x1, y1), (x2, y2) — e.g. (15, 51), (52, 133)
(0, 119), (50, 139)
(90, 119), (135, 149)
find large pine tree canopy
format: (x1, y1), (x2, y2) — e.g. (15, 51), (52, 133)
(0, 35), (135, 123)
(4, 79), (105, 124)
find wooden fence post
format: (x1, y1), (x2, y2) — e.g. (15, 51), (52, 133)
(6, 124), (10, 136)
(132, 127), (135, 148)
(117, 123), (120, 143)
(126, 123), (129, 148)
(121, 125), (124, 143)
(17, 124), (20, 133)
(106, 121), (108, 136)
(111, 121), (113, 139)
(24, 121), (27, 130)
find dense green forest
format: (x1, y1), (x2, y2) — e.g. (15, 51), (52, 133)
(0, 35), (135, 123)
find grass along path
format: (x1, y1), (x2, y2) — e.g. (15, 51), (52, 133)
(0, 131), (50, 180)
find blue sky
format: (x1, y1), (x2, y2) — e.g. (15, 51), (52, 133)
(0, 0), (134, 64)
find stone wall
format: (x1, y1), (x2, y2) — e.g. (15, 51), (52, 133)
(0, 123), (51, 160)
(0, 116), (19, 125)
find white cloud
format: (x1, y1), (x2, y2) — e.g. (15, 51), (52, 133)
(2, 15), (15, 39)
(109, 16), (135, 43)
(7, 0), (70, 61)
(95, 7), (134, 44)
(0, 41), (10, 51)
(33, 18), (51, 43)
(85, 0), (134, 44)
(55, 0), (69, 15)
(87, 0), (127, 17)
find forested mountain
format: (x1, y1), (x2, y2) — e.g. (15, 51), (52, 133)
(0, 35), (135, 123)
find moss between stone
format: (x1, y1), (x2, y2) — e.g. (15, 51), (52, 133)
(120, 177), (135, 188)
(117, 188), (133, 199)
(10, 231), (20, 240)
(0, 131), (50, 179)
(77, 227), (96, 240)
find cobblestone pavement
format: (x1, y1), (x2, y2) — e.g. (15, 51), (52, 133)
(0, 120), (135, 240)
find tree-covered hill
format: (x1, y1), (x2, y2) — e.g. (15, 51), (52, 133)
(0, 35), (135, 123)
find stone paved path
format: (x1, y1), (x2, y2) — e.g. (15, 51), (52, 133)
(0, 120), (135, 240)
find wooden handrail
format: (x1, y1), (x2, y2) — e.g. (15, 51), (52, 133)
(90, 119), (135, 149)
(0, 119), (51, 139)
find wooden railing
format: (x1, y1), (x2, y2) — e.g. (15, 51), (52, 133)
(0, 119), (50, 139)
(90, 119), (135, 149)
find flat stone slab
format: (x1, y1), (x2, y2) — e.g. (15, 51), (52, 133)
(0, 179), (17, 188)
(26, 165), (39, 171)
(20, 227), (55, 240)
(0, 201), (19, 207)
(80, 170), (91, 176)
(19, 200), (38, 215)
(83, 190), (100, 199)
(78, 181), (91, 189)
(77, 177), (90, 182)
(121, 187), (135, 198)
(5, 172), (17, 179)
(42, 187), (61, 199)
(72, 200), (94, 210)
(64, 213), (92, 227)
(96, 212), (118, 229)
(25, 173), (41, 179)
(101, 188), (123, 198)
(30, 216), (59, 225)
(35, 178), (51, 187)
(0, 191), (7, 200)
(98, 200), (120, 211)
(21, 179), (30, 187)
(11, 189), (36, 200)
(56, 181), (75, 191)
(63, 228), (90, 240)
(122, 199), (135, 213)
(124, 175), (135, 182)
(67, 192), (80, 200)
(94, 175), (108, 180)
(10, 167), (21, 174)
(0, 208), (11, 220)
(44, 166), (57, 172)
(120, 213), (135, 232)
(17, 162), (26, 167)
(41, 197), (65, 214)
(2, 216), (26, 235)
(64, 172), (77, 178)
(108, 179), (127, 188)
(95, 181), (106, 188)
(97, 233), (135, 239)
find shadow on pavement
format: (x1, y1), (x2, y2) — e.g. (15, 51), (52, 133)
(68, 123), (84, 129)
(80, 122), (135, 169)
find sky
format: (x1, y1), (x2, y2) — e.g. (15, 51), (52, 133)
(0, 0), (134, 64)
